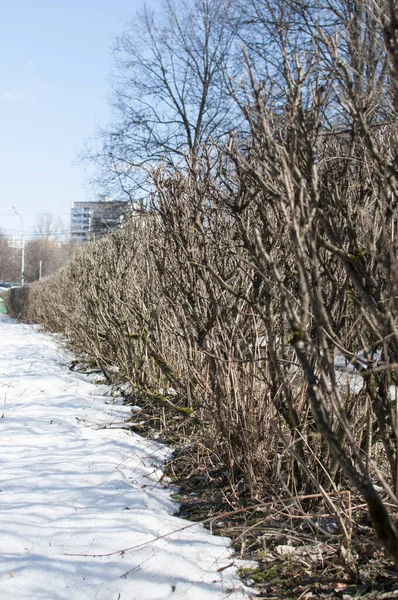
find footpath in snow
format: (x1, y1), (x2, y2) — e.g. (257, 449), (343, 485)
(0, 317), (249, 600)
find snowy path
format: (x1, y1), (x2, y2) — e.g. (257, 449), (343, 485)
(0, 317), (248, 600)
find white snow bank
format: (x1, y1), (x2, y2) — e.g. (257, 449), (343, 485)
(0, 316), (250, 600)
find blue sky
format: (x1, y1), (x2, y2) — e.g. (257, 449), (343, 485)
(0, 0), (143, 239)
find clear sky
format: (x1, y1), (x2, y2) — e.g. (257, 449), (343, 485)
(0, 0), (143, 240)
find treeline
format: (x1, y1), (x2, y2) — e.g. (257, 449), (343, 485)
(0, 214), (72, 283)
(10, 0), (398, 567)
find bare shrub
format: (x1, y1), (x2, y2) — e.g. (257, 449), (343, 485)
(24, 0), (398, 568)
(212, 0), (398, 563)
(3, 286), (30, 319)
(150, 164), (276, 495)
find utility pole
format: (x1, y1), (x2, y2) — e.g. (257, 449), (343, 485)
(12, 207), (25, 286)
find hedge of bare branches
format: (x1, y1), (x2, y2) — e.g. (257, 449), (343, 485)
(10, 0), (398, 567)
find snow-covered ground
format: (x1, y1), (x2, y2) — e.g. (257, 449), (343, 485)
(0, 317), (249, 600)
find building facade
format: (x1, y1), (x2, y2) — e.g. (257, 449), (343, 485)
(70, 197), (138, 242)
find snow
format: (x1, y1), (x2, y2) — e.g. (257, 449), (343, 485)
(0, 316), (249, 600)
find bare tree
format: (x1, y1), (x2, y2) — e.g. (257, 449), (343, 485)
(0, 231), (19, 282)
(34, 213), (66, 240)
(24, 214), (70, 282)
(24, 239), (68, 282)
(93, 0), (242, 197)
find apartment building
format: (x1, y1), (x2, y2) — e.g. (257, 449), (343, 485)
(70, 196), (138, 242)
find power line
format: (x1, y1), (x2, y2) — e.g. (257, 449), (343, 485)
(0, 212), (71, 216)
(1, 229), (71, 236)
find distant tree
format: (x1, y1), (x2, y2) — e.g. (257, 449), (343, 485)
(35, 213), (66, 240)
(93, 0), (242, 197)
(24, 214), (70, 282)
(0, 231), (19, 282)
(24, 239), (69, 282)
